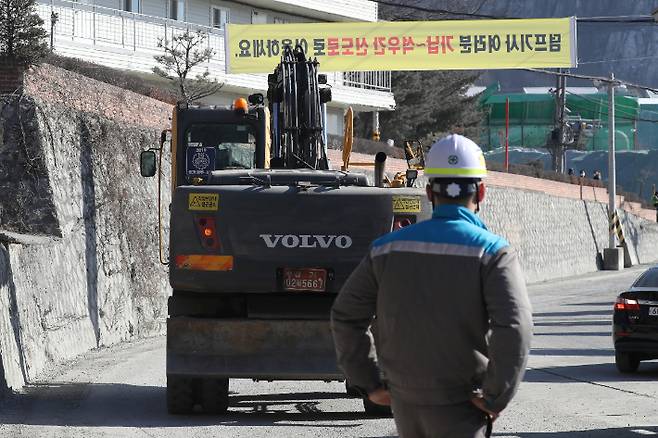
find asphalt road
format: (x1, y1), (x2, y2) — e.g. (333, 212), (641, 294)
(1, 266), (658, 437)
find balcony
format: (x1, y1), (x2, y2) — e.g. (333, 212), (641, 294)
(37, 0), (394, 111)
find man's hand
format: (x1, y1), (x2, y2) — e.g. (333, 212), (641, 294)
(471, 397), (500, 422)
(368, 387), (392, 406)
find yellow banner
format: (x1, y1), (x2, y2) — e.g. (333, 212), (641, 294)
(226, 17), (577, 74)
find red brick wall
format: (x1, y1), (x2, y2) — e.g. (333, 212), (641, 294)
(0, 58), (25, 94)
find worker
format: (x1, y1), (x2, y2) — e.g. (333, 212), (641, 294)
(652, 190), (658, 222)
(331, 134), (533, 438)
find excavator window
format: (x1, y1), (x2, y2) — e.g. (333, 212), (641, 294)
(184, 123), (257, 178)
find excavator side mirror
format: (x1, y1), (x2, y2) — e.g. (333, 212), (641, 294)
(320, 88), (332, 104)
(248, 93), (264, 105)
(140, 150), (157, 178)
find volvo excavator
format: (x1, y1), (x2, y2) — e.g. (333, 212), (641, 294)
(140, 45), (431, 415)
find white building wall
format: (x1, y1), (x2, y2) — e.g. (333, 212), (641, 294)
(117, 0), (314, 26)
(94, 0), (122, 10)
(187, 0), (210, 24)
(37, 0), (394, 112)
(218, 1), (252, 23)
(141, 0), (167, 17)
(326, 108), (344, 136)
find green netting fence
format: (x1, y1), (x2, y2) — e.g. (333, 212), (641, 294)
(479, 93), (642, 151)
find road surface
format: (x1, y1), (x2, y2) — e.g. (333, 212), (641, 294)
(1, 266), (657, 437)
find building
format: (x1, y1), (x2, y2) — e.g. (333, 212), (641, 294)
(36, 0), (394, 135)
(480, 90), (643, 152)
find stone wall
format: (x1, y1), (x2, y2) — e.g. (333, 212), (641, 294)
(483, 188), (608, 284)
(0, 65), (172, 395)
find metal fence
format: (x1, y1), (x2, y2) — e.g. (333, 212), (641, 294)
(343, 71), (391, 92)
(37, 0), (391, 92)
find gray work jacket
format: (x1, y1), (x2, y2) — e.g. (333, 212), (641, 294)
(331, 204), (533, 412)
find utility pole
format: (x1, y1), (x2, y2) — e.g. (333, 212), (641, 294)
(372, 111), (380, 141)
(603, 72), (624, 270)
(558, 70), (567, 173)
(608, 73), (617, 250)
(551, 69), (567, 172)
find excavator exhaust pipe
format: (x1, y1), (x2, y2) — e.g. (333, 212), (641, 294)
(374, 152), (387, 188)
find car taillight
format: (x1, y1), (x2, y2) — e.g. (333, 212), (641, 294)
(196, 216), (219, 249)
(614, 297), (640, 311)
(393, 214), (416, 231)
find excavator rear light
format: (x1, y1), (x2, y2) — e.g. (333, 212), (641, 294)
(197, 217), (219, 249)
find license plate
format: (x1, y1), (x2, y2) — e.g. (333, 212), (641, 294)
(649, 307), (658, 316)
(283, 268), (327, 292)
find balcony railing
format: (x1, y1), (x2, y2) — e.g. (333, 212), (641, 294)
(38, 1), (225, 58)
(37, 0), (392, 93)
(343, 71), (391, 91)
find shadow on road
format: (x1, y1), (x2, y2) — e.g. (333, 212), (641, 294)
(533, 310), (612, 318)
(533, 320), (611, 327)
(530, 348), (613, 357)
(0, 384), (374, 428)
(533, 332), (611, 337)
(525, 361), (658, 383)
(566, 301), (614, 307)
(493, 426), (658, 437)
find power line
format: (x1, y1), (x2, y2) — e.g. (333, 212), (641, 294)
(576, 16), (655, 23)
(525, 68), (658, 94)
(373, 0), (510, 18)
(471, 0), (489, 15)
(579, 55), (658, 65)
(564, 90), (658, 124)
(372, 2), (658, 24)
(565, 90), (647, 114)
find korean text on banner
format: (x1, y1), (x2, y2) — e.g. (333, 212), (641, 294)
(225, 17), (577, 74)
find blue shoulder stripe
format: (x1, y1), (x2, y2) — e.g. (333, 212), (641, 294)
(372, 218), (508, 258)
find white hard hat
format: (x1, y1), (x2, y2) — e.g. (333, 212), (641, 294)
(424, 134), (487, 179)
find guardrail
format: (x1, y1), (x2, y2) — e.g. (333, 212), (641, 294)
(37, 0), (391, 92)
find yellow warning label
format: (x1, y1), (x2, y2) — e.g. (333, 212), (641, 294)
(392, 196), (421, 213)
(188, 193), (219, 211)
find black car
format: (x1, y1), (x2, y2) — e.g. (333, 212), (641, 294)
(613, 266), (658, 373)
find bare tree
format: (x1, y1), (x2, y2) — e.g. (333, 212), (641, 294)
(153, 30), (223, 103)
(0, 0), (49, 65)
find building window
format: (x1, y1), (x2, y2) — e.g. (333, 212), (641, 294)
(169, 0), (184, 20)
(123, 0), (139, 12)
(212, 7), (229, 29)
(274, 17), (289, 24)
(251, 10), (267, 24)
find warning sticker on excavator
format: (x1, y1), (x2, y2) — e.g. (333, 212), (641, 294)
(392, 196), (421, 213)
(188, 193), (219, 211)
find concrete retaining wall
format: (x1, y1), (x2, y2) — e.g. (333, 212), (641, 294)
(0, 65), (172, 395)
(480, 187), (658, 284)
(2, 64), (658, 396)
